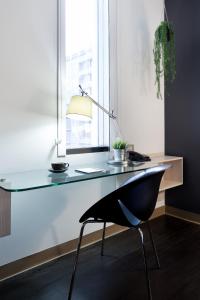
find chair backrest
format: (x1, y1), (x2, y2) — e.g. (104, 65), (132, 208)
(117, 164), (169, 222)
(80, 164), (170, 226)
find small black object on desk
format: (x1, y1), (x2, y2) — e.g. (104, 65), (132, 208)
(128, 151), (151, 162)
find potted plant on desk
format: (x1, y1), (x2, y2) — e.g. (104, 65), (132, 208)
(112, 139), (127, 161)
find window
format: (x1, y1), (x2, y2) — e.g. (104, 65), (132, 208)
(58, 0), (110, 154)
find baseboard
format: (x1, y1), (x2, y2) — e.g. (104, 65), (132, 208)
(151, 205), (165, 218)
(166, 205), (200, 225)
(0, 206), (164, 281)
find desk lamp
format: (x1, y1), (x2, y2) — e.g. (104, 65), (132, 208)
(66, 85), (116, 120)
(66, 85), (126, 163)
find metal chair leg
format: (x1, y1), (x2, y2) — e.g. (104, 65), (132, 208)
(138, 227), (152, 300)
(68, 222), (87, 300)
(101, 222), (106, 256)
(146, 221), (160, 269)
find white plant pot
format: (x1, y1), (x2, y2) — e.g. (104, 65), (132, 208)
(113, 149), (126, 161)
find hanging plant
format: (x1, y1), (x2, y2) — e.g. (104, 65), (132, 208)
(153, 21), (176, 99)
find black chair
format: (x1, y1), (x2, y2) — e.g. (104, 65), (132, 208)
(68, 164), (169, 300)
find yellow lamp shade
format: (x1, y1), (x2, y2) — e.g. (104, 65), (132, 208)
(66, 95), (92, 120)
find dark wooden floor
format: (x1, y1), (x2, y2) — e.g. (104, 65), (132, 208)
(1, 215), (200, 300)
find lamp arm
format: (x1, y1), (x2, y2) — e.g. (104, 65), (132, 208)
(79, 85), (116, 119)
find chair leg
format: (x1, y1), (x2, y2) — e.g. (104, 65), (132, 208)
(68, 222), (87, 300)
(137, 227), (152, 300)
(146, 221), (160, 269)
(101, 222), (106, 256)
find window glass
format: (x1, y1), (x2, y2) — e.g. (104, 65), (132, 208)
(64, 0), (109, 150)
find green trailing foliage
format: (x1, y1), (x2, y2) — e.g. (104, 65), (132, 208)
(153, 21), (176, 99)
(112, 140), (127, 150)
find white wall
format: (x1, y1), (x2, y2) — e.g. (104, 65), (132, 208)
(0, 0), (164, 266)
(114, 0), (164, 153)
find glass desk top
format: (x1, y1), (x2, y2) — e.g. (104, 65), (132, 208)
(0, 161), (159, 192)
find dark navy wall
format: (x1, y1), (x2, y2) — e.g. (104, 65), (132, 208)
(165, 0), (200, 213)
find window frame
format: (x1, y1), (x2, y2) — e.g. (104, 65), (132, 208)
(57, 0), (111, 156)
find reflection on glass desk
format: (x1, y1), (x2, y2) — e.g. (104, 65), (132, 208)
(0, 161), (159, 192)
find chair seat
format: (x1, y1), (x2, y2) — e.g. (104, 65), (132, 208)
(80, 197), (141, 227)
